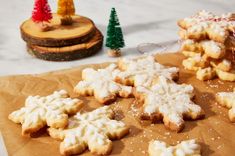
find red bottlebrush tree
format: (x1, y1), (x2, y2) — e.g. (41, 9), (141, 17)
(32, 0), (52, 24)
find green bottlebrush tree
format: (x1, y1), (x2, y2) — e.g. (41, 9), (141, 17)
(105, 8), (125, 56)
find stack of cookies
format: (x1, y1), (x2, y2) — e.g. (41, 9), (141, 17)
(178, 10), (235, 81)
(21, 14), (103, 61)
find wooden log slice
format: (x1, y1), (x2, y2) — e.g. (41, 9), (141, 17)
(27, 29), (103, 61)
(21, 14), (96, 47)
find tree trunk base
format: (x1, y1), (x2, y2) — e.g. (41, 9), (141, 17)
(27, 29), (103, 61)
(107, 49), (121, 57)
(60, 16), (73, 25)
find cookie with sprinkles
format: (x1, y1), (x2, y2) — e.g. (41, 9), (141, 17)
(74, 64), (133, 104)
(115, 55), (179, 88)
(8, 90), (83, 136)
(148, 139), (201, 156)
(134, 76), (204, 132)
(178, 10), (235, 43)
(48, 106), (129, 155)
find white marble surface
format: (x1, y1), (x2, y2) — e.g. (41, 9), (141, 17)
(0, 0), (235, 76)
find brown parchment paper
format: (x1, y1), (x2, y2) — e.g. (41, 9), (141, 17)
(0, 53), (235, 156)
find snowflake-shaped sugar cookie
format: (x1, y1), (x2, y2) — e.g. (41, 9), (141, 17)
(148, 139), (201, 156)
(216, 89), (235, 122)
(8, 90), (83, 136)
(48, 106), (129, 155)
(115, 55), (179, 88)
(74, 64), (132, 104)
(178, 10), (235, 43)
(135, 76), (204, 132)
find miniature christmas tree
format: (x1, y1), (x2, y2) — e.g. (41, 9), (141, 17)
(57, 0), (75, 25)
(105, 8), (125, 57)
(32, 0), (52, 31)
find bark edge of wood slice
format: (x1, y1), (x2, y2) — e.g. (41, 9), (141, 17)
(21, 14), (96, 47)
(27, 29), (103, 61)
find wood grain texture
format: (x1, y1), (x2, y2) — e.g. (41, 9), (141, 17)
(27, 29), (103, 61)
(20, 14), (96, 47)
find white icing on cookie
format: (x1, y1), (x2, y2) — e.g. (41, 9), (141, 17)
(182, 54), (208, 71)
(188, 22), (210, 33)
(117, 55), (179, 87)
(223, 59), (231, 66)
(148, 139), (201, 156)
(202, 40), (221, 53)
(136, 76), (202, 128)
(216, 90), (235, 122)
(74, 64), (132, 103)
(180, 10), (235, 42)
(9, 90), (82, 135)
(48, 106), (129, 155)
(183, 10), (234, 28)
(182, 39), (225, 59)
